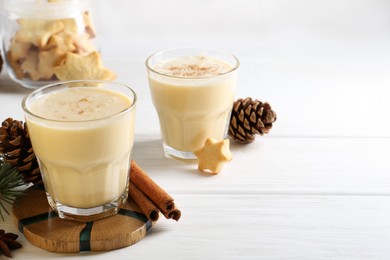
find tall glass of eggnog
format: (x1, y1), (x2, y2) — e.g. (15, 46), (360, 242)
(146, 48), (239, 160)
(22, 80), (137, 222)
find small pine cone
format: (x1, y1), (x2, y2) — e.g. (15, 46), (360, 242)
(0, 118), (42, 185)
(228, 97), (277, 144)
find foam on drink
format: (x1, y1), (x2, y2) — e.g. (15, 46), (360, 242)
(29, 87), (131, 121)
(154, 55), (233, 78)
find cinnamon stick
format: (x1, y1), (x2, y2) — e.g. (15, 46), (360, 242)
(130, 160), (174, 212)
(129, 182), (160, 222)
(161, 206), (182, 221)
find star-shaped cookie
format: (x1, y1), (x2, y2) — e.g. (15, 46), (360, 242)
(194, 138), (232, 174)
(53, 51), (116, 81)
(15, 19), (65, 47)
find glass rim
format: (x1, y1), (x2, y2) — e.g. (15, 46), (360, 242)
(22, 80), (137, 124)
(145, 47), (240, 80)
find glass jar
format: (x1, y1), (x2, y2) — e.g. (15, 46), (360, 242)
(1, 0), (104, 89)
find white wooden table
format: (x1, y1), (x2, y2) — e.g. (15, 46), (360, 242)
(1, 0), (390, 259)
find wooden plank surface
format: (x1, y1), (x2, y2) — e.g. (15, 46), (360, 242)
(4, 194), (390, 259)
(132, 138), (390, 195)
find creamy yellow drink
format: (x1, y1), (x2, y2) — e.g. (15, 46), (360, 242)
(147, 50), (238, 159)
(23, 81), (136, 221)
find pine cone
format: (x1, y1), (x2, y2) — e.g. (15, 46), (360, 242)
(0, 118), (42, 185)
(228, 97), (277, 144)
(0, 229), (22, 258)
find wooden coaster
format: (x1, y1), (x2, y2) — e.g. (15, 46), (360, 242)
(12, 186), (152, 253)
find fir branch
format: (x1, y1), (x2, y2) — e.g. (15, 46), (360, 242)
(0, 159), (25, 221)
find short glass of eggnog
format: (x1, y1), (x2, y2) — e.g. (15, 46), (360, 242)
(22, 80), (137, 222)
(146, 48), (239, 160)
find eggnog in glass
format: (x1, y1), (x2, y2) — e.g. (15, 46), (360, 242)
(22, 80), (137, 221)
(146, 48), (239, 160)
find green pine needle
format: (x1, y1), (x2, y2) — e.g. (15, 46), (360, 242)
(0, 157), (25, 221)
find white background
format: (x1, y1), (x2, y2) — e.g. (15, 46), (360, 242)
(1, 0), (390, 259)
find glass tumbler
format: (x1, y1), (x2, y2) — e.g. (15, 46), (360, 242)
(22, 80), (137, 222)
(146, 48), (239, 160)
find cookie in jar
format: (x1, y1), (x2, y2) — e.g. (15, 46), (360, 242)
(1, 0), (115, 89)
